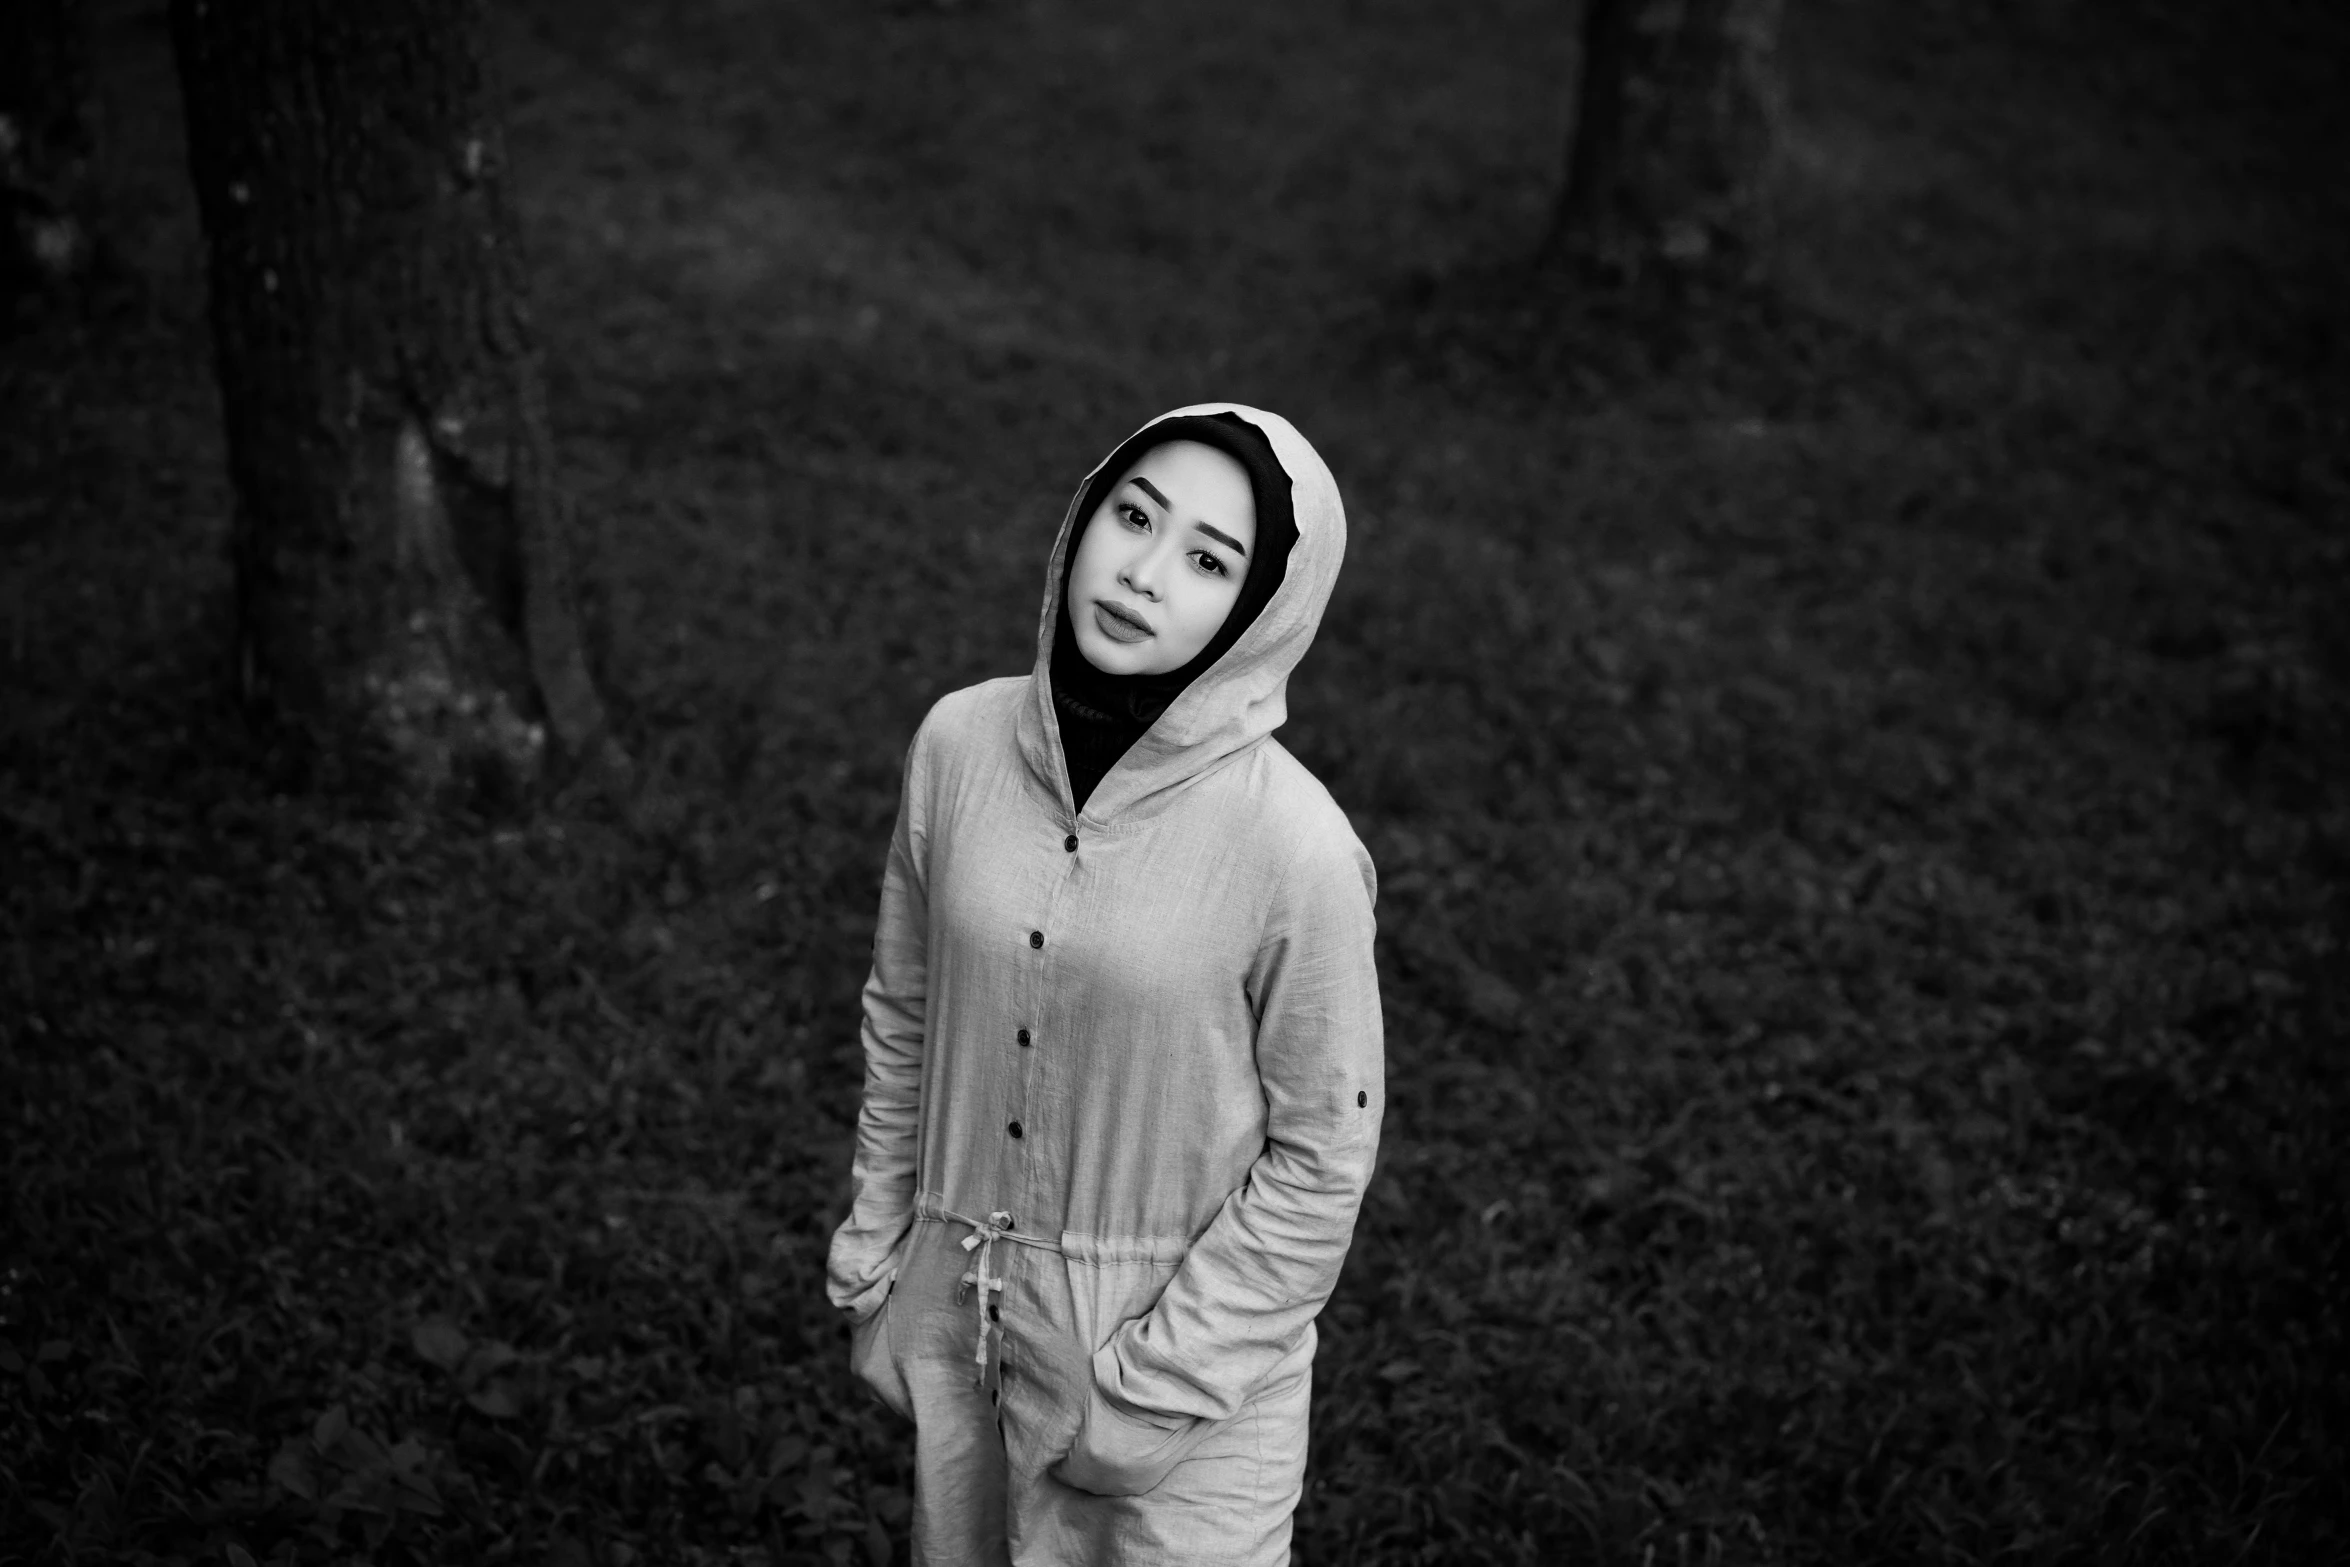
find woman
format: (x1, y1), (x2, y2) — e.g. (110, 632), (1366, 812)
(826, 403), (1383, 1565)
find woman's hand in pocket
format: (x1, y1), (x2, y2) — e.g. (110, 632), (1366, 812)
(847, 1293), (916, 1421)
(1050, 1353), (1203, 1497)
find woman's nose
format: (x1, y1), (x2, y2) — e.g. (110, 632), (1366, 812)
(1119, 551), (1162, 599)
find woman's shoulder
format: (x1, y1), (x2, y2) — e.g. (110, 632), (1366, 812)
(909, 676), (1028, 757)
(1233, 739), (1377, 897)
(1238, 737), (1348, 821)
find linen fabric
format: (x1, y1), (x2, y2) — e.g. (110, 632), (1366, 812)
(825, 403), (1385, 1565)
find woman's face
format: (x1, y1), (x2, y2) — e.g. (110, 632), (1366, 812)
(1066, 440), (1258, 677)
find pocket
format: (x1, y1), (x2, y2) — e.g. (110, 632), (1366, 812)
(848, 1287), (915, 1421)
(1053, 1254), (1210, 1497)
(1055, 1357), (1202, 1498)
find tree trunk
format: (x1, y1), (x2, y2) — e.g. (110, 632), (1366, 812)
(1, 0), (98, 297)
(169, 0), (613, 802)
(1549, 0), (1786, 272)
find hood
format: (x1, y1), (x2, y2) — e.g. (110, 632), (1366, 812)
(1018, 402), (1348, 825)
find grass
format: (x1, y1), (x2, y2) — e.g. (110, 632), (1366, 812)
(4, 0), (2346, 1562)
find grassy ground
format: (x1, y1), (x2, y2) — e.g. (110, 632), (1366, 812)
(5, 0), (2346, 1562)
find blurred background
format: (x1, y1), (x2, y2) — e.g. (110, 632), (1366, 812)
(3, 0), (2345, 1562)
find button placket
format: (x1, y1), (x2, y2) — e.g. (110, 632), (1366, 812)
(1007, 827), (1060, 1219)
(1011, 812), (1084, 1236)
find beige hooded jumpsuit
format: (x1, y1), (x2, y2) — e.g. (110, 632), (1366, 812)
(825, 404), (1384, 1565)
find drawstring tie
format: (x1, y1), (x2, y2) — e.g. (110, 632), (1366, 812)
(948, 1208), (1060, 1393)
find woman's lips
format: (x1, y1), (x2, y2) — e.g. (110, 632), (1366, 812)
(1092, 600), (1153, 644)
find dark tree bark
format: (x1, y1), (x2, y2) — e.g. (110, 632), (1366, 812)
(169, 0), (613, 801)
(1549, 0), (1786, 271)
(1, 0), (98, 297)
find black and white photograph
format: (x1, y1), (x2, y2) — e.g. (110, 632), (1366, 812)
(4, 0), (2343, 1562)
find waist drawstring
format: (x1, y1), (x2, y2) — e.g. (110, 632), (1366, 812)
(945, 1208), (1061, 1392)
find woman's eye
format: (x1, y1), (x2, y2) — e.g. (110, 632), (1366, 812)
(1118, 503), (1150, 530)
(1192, 551), (1228, 577)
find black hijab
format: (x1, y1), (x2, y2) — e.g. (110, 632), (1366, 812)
(1051, 413), (1298, 811)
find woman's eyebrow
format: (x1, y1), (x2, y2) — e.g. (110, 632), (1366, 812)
(1193, 522), (1248, 557)
(1131, 474), (1247, 555)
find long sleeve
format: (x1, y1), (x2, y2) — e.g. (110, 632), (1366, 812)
(824, 726), (934, 1323)
(1071, 825), (1383, 1482)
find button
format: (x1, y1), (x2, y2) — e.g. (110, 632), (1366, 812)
(1357, 1091), (1368, 1107)
(1064, 834), (1078, 852)
(1008, 1120), (1024, 1139)
(1016, 1028), (1031, 1046)
(1029, 930), (1043, 948)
